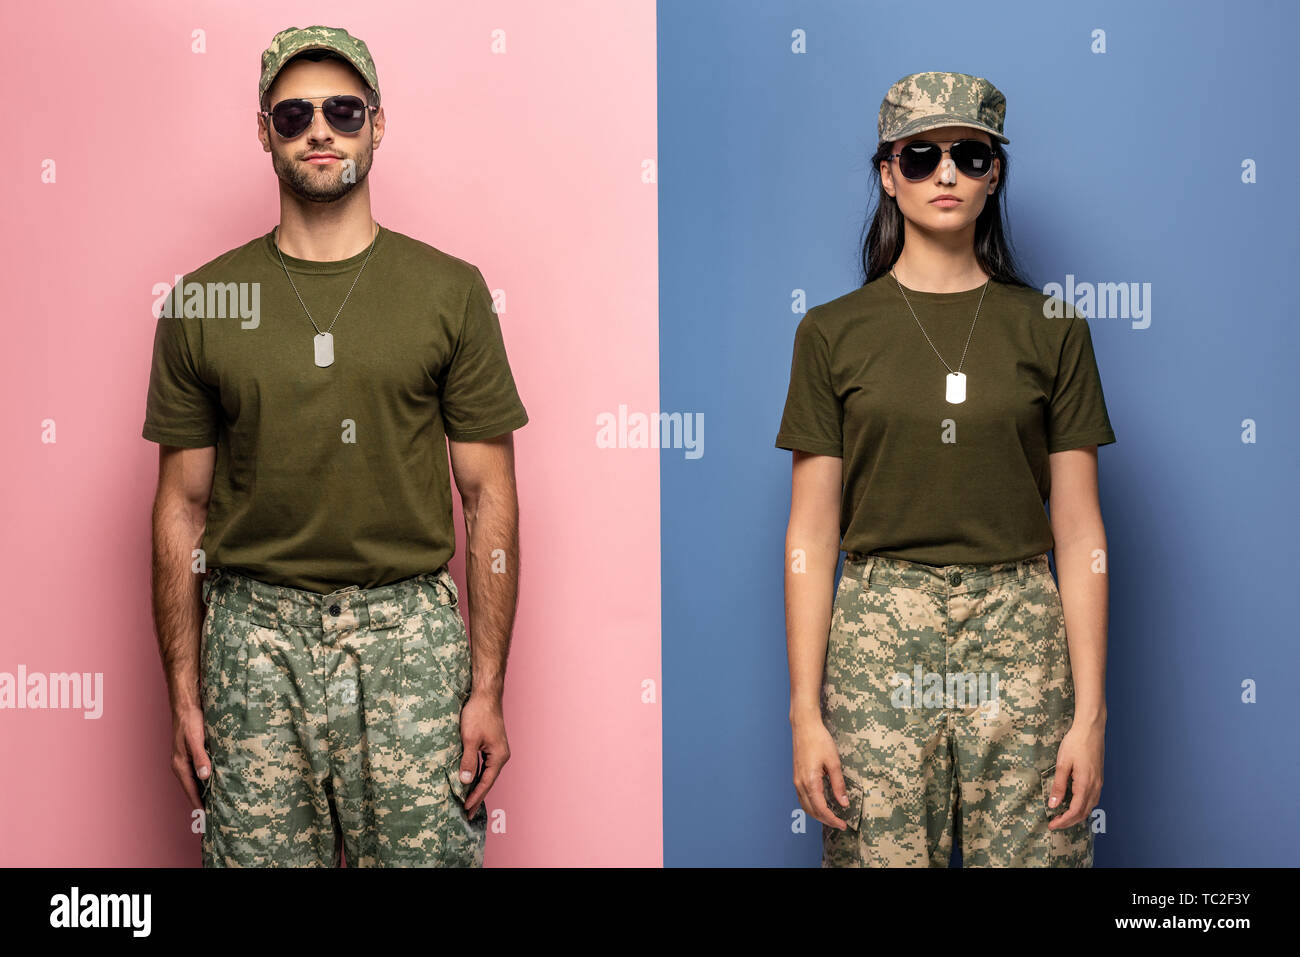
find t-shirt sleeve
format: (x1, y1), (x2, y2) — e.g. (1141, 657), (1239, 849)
(141, 307), (220, 448)
(440, 267), (529, 442)
(1047, 314), (1116, 453)
(774, 312), (842, 457)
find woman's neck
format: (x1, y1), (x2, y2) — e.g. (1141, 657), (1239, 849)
(890, 244), (990, 293)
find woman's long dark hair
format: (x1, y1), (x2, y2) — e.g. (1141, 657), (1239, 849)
(859, 138), (1034, 290)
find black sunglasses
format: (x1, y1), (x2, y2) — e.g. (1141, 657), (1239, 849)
(260, 94), (377, 139)
(889, 139), (995, 181)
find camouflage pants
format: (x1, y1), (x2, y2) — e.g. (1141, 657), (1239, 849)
(821, 552), (1093, 868)
(198, 565), (486, 867)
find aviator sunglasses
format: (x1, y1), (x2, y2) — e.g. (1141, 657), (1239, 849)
(260, 94), (377, 139)
(889, 139), (995, 181)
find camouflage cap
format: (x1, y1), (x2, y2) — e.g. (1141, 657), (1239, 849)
(878, 71), (1009, 145)
(259, 25), (381, 108)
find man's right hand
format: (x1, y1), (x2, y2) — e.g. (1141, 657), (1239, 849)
(793, 718), (849, 830)
(172, 703), (210, 811)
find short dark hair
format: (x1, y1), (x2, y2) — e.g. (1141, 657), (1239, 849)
(261, 49), (378, 111)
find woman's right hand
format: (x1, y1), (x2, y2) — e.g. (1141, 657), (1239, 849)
(793, 717), (850, 830)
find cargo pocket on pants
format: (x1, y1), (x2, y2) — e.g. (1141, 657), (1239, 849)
(446, 764), (488, 824)
(821, 773), (900, 866)
(1040, 765), (1093, 867)
(442, 760), (488, 867)
(823, 775), (865, 831)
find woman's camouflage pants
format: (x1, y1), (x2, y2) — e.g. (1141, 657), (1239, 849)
(198, 565), (486, 867)
(821, 552), (1094, 867)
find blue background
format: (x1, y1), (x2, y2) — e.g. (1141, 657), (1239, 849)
(659, 0), (1299, 866)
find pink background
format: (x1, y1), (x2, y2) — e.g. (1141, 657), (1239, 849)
(0, 0), (660, 865)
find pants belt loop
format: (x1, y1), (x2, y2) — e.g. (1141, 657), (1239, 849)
(863, 554), (876, 586)
(245, 579), (279, 631)
(201, 567), (223, 606)
(439, 567), (459, 608)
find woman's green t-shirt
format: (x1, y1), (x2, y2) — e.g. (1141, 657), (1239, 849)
(775, 275), (1116, 566)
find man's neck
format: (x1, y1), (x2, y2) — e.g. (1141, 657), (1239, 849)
(275, 187), (377, 261)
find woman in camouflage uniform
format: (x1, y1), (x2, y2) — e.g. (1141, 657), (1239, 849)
(775, 72), (1115, 867)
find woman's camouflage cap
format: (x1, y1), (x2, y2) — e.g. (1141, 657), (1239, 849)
(259, 25), (381, 107)
(878, 71), (1009, 145)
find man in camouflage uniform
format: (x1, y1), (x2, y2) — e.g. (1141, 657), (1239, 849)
(144, 26), (527, 867)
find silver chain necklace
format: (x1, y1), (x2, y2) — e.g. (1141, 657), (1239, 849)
(274, 221), (379, 368)
(890, 268), (990, 404)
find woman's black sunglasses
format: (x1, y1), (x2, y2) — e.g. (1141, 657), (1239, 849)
(260, 94), (377, 139)
(889, 139), (995, 181)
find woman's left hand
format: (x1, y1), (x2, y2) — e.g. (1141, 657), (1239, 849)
(1047, 720), (1104, 830)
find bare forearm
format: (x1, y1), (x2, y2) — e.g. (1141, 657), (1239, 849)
(786, 524), (839, 727)
(1053, 530), (1109, 728)
(151, 496), (207, 715)
(460, 485), (519, 701)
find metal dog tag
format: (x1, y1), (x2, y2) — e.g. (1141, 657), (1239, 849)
(314, 332), (335, 368)
(945, 371), (966, 404)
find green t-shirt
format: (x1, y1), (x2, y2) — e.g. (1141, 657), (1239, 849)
(775, 275), (1116, 566)
(142, 225), (528, 593)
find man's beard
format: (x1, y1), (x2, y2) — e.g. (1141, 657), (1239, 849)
(272, 143), (372, 203)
